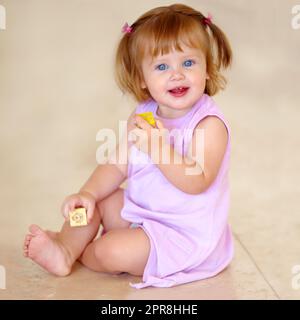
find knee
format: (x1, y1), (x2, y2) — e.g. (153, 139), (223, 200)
(94, 233), (123, 274)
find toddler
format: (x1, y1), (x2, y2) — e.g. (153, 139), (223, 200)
(24, 3), (234, 289)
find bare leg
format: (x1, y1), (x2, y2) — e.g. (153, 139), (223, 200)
(23, 188), (130, 276)
(80, 228), (150, 276)
(79, 188), (151, 276)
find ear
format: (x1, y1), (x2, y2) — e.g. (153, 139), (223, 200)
(206, 72), (210, 80)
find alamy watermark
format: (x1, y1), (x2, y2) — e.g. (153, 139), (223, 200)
(0, 265), (6, 289)
(96, 121), (205, 176)
(291, 5), (300, 29)
(0, 4), (6, 30)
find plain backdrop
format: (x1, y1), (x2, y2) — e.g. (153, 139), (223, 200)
(0, 0), (300, 299)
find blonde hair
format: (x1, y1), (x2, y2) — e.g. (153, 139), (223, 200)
(115, 4), (232, 102)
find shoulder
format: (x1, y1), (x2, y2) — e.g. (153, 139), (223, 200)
(195, 115), (228, 135)
(195, 95), (229, 137)
(194, 115), (229, 145)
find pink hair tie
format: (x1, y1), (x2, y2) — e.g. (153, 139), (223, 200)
(122, 22), (133, 34)
(203, 13), (213, 26)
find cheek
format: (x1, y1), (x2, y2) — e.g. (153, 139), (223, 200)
(147, 74), (165, 90)
(188, 72), (207, 94)
(193, 70), (207, 86)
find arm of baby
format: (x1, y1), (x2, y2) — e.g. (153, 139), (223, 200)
(154, 116), (228, 194)
(79, 110), (137, 202)
(79, 161), (126, 202)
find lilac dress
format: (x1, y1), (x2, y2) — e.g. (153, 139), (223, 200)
(120, 94), (234, 289)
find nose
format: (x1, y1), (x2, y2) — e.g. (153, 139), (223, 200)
(169, 66), (185, 81)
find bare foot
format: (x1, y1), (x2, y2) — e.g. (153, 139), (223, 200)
(23, 224), (73, 276)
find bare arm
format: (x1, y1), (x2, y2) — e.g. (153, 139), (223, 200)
(79, 162), (126, 202)
(150, 116), (228, 194)
(79, 110), (137, 202)
(135, 116), (228, 194)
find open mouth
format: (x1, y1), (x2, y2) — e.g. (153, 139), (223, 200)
(168, 87), (189, 97)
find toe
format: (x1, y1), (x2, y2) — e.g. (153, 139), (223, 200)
(23, 245), (29, 256)
(24, 235), (32, 244)
(23, 234), (32, 249)
(29, 224), (44, 236)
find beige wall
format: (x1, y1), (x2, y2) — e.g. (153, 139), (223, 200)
(1, 0), (300, 298)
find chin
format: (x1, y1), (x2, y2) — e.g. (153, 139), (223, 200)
(169, 98), (196, 109)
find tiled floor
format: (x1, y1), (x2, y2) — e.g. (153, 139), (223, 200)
(1, 0), (300, 299)
(0, 235), (279, 300)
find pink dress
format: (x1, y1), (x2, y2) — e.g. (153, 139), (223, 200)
(120, 93), (234, 289)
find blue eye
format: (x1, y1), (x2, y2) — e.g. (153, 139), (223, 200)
(183, 60), (195, 67)
(155, 63), (168, 71)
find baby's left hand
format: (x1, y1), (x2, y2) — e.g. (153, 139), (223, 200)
(129, 115), (168, 155)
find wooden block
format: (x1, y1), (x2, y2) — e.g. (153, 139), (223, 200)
(69, 207), (88, 227)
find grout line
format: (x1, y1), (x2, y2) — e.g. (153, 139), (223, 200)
(233, 232), (281, 300)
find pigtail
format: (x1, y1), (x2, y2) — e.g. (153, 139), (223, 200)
(206, 22), (232, 70)
(115, 17), (154, 102)
(200, 15), (233, 95)
(115, 34), (135, 96)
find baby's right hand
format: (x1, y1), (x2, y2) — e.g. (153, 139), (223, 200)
(61, 191), (96, 224)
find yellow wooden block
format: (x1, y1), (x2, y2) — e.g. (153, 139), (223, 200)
(69, 207), (88, 227)
(136, 112), (156, 127)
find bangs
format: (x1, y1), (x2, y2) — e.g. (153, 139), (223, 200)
(134, 13), (208, 60)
